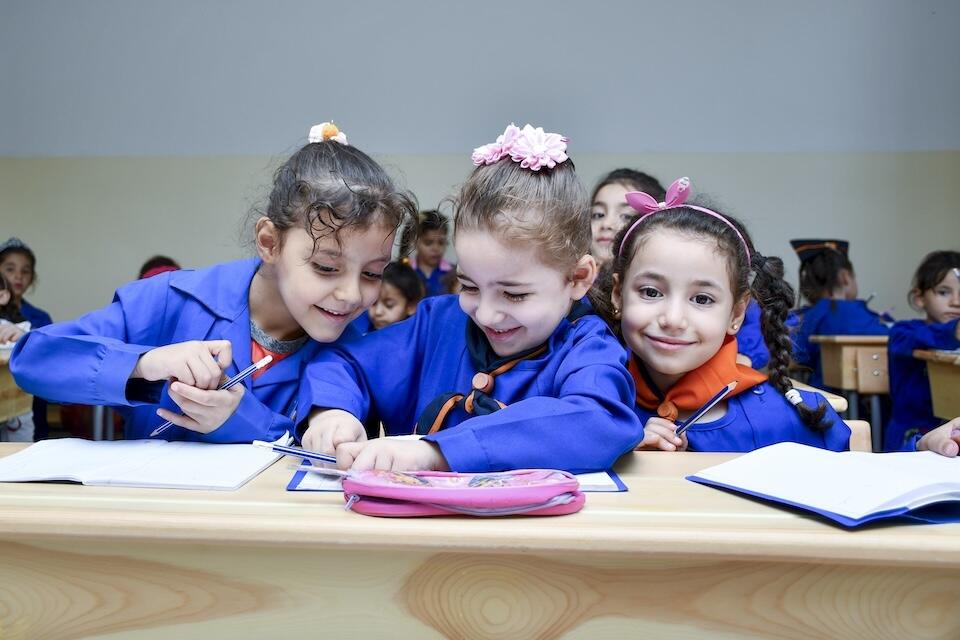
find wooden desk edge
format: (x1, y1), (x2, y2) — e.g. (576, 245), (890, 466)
(809, 335), (889, 345)
(913, 349), (960, 365)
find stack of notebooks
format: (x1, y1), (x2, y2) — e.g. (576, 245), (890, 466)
(688, 442), (960, 526)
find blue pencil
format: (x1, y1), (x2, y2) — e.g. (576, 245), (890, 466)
(149, 355), (273, 437)
(674, 381), (738, 436)
(252, 440), (337, 464)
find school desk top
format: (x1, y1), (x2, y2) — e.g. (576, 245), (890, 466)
(809, 334), (890, 344)
(913, 348), (960, 365)
(2, 443), (959, 639)
(0, 443), (957, 566)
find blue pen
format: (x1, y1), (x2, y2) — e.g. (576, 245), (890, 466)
(252, 440), (337, 464)
(674, 381), (738, 436)
(149, 355), (273, 437)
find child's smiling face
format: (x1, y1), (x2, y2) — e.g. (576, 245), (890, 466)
(455, 230), (595, 357)
(614, 229), (747, 390)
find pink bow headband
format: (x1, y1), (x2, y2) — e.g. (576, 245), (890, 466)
(471, 123), (569, 172)
(618, 177), (751, 263)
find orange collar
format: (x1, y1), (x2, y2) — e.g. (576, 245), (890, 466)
(629, 336), (767, 421)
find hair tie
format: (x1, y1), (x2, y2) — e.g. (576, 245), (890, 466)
(785, 389), (803, 406)
(471, 123), (568, 172)
(308, 122), (348, 145)
(753, 253), (769, 272)
(617, 177), (751, 264)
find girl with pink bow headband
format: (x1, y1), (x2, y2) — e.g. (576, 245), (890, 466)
(590, 177), (858, 454)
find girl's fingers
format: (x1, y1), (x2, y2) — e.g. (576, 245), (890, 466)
(156, 407), (202, 432)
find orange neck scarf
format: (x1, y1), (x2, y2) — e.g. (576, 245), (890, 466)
(629, 336), (768, 421)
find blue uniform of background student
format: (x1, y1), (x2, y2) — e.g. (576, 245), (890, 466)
(789, 239), (888, 388)
(11, 124), (417, 442)
(0, 238), (53, 441)
(886, 251), (960, 450)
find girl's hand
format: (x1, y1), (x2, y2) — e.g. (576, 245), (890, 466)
(336, 439), (449, 472)
(301, 409), (366, 454)
(132, 340), (232, 390)
(917, 417), (960, 457)
(0, 325), (25, 343)
(157, 381), (244, 434)
(636, 417), (688, 451)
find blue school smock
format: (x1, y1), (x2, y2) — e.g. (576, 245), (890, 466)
(736, 300), (769, 369)
(633, 384), (851, 452)
(884, 318), (960, 451)
(792, 299), (889, 387)
(297, 295), (643, 473)
(10, 258), (326, 442)
(350, 311), (374, 335)
(19, 300), (52, 329)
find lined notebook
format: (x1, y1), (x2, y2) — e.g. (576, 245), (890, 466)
(287, 461), (627, 492)
(0, 436), (287, 491)
(688, 442), (960, 527)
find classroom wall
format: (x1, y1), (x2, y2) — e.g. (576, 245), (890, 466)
(2, 0), (958, 322)
(3, 152), (959, 322)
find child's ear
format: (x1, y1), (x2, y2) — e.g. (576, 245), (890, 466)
(727, 295), (750, 335)
(569, 254), (598, 300)
(254, 217), (282, 263)
(910, 288), (926, 311)
(611, 273), (623, 314)
(0, 290), (9, 305)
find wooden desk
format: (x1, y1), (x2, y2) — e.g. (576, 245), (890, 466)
(914, 349), (960, 419)
(1, 445), (958, 639)
(0, 350), (32, 423)
(810, 335), (889, 451)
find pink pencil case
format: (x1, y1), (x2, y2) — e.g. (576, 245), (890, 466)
(340, 469), (585, 517)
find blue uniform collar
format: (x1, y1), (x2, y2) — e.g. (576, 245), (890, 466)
(168, 258), (261, 321)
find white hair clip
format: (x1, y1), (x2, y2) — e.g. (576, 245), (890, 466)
(308, 122), (348, 145)
(785, 389), (803, 406)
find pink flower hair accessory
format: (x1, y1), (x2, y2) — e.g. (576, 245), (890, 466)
(471, 123), (568, 171)
(618, 177), (752, 263)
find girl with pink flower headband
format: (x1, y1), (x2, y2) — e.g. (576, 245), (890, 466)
(297, 123), (643, 473)
(589, 177), (957, 457)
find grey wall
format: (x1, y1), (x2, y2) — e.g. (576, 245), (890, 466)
(3, 0), (958, 156)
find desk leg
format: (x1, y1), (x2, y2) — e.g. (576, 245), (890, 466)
(846, 391), (859, 420)
(869, 395), (883, 452)
(92, 406), (103, 441)
(105, 408), (115, 441)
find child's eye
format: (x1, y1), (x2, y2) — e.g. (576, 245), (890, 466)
(459, 283), (478, 294)
(619, 213), (633, 224)
(590, 211), (604, 221)
(638, 286), (662, 299)
(312, 263), (337, 275)
(362, 271), (383, 281)
(692, 293), (715, 305)
(936, 288), (951, 297)
(504, 292), (529, 302)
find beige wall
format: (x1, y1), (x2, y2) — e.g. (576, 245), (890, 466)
(2, 152), (959, 323)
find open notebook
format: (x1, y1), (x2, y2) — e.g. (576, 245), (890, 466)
(287, 460), (627, 492)
(0, 436), (287, 490)
(688, 442), (960, 527)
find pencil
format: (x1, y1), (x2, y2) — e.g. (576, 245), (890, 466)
(149, 355), (273, 437)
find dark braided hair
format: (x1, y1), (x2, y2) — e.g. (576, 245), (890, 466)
(593, 203), (832, 432)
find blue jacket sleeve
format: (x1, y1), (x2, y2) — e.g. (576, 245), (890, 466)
(889, 319), (960, 358)
(10, 275), (176, 406)
(201, 388), (292, 444)
(296, 308), (430, 440)
(423, 328), (643, 473)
